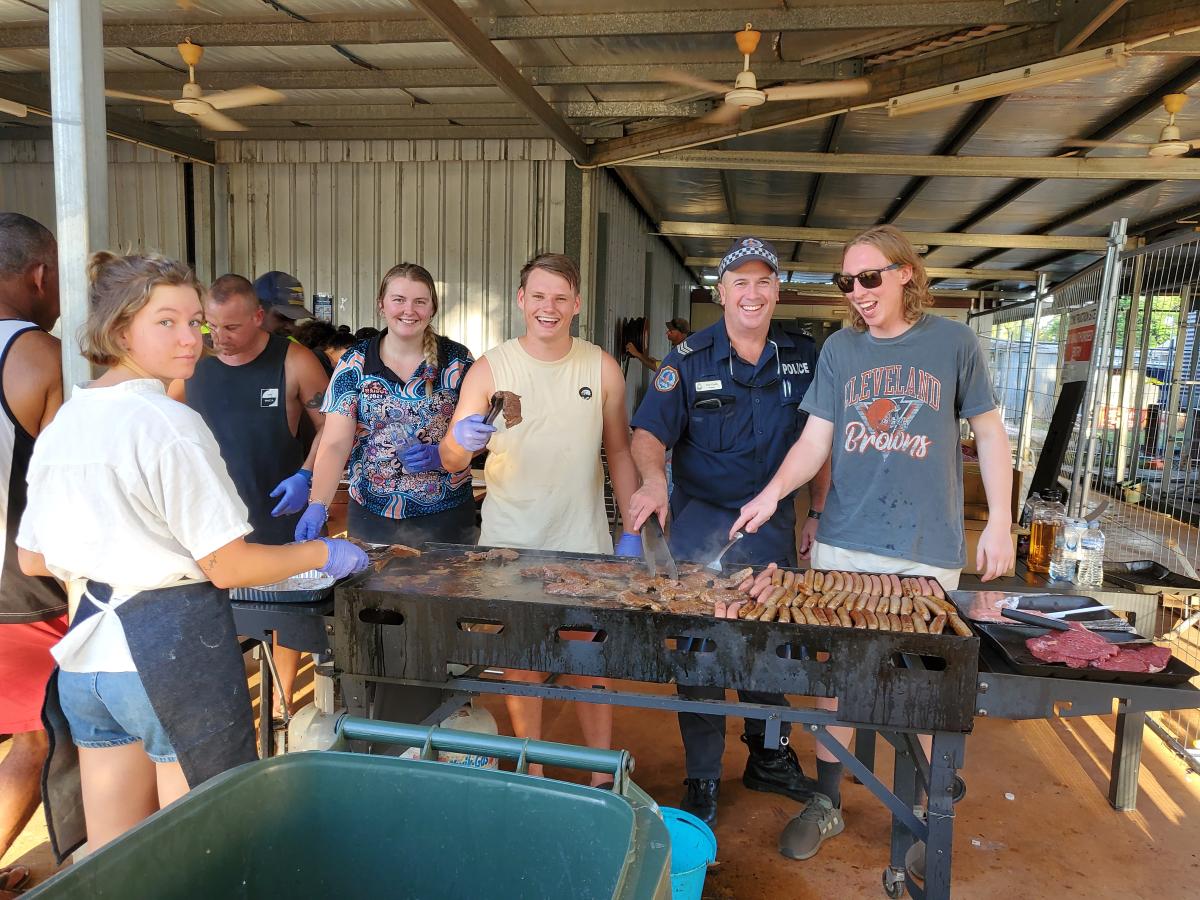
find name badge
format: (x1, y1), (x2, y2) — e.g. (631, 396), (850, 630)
(695, 379), (723, 392)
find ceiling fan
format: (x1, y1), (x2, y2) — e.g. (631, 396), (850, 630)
(1066, 93), (1196, 158)
(104, 39), (284, 132)
(658, 24), (870, 125)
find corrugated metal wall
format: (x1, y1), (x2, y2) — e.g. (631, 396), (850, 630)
(216, 139), (572, 355)
(0, 139), (190, 265)
(582, 169), (696, 406)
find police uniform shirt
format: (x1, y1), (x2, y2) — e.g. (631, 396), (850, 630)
(631, 319), (816, 562)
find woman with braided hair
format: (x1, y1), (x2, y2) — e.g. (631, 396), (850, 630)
(298, 263), (477, 545)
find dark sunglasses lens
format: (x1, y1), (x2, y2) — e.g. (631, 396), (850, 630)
(835, 269), (884, 293)
(833, 274), (854, 293)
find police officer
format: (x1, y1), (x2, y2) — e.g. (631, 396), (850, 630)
(628, 237), (830, 825)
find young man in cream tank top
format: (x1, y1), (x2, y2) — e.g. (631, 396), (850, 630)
(441, 253), (640, 785)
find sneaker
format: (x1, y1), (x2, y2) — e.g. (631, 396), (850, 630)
(906, 841), (925, 881)
(778, 793), (845, 860)
(741, 734), (820, 802)
(681, 778), (720, 826)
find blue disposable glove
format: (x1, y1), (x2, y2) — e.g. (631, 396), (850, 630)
(452, 414), (496, 453)
(614, 532), (642, 558)
(402, 441), (442, 474)
(294, 501), (328, 542)
(317, 537), (369, 579)
(270, 469), (313, 517)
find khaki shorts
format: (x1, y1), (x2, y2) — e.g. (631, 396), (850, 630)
(811, 542), (962, 591)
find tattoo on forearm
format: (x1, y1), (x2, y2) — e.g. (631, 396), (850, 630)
(201, 553), (218, 573)
(304, 391), (325, 410)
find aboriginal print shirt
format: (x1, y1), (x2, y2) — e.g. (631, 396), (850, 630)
(323, 333), (474, 519)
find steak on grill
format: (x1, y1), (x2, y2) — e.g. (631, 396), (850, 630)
(1091, 644), (1172, 673)
(1025, 622), (1119, 668)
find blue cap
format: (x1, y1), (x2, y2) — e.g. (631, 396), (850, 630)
(253, 271), (312, 319)
(718, 237), (780, 278)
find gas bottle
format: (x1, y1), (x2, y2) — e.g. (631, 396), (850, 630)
(400, 700), (500, 769)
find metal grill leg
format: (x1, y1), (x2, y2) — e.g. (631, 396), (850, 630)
(888, 730), (919, 880)
(257, 643), (273, 759)
(924, 732), (965, 900)
(1108, 700), (1146, 811)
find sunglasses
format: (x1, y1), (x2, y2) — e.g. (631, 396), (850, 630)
(833, 262), (903, 294)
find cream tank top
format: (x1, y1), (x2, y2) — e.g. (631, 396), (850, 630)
(479, 337), (611, 554)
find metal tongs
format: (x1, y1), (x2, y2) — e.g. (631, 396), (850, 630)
(483, 393), (506, 427)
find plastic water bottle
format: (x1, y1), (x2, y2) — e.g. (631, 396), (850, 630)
(1049, 518), (1083, 583)
(1076, 521), (1106, 588)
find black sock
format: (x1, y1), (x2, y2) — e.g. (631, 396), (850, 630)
(817, 760), (843, 808)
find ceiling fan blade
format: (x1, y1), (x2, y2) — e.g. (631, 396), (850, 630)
(0, 97), (28, 117)
(203, 85), (285, 110)
(697, 102), (743, 126)
(763, 78), (871, 102)
(1062, 138), (1154, 148)
(194, 109), (247, 131)
(653, 68), (730, 97)
(105, 88), (173, 105)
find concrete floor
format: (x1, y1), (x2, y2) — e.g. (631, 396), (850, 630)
(5, 663), (1199, 898)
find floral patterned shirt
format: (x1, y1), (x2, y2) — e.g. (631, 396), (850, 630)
(323, 333), (473, 519)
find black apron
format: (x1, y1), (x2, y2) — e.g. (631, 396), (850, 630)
(41, 580), (256, 862)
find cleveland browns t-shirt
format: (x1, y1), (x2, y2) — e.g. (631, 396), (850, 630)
(799, 314), (997, 568)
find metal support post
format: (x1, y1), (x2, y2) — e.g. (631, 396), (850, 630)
(1114, 248), (1146, 479)
(1160, 287), (1192, 499)
(1016, 273), (1050, 470)
(1073, 219), (1127, 515)
(1108, 699), (1146, 811)
(1126, 274), (1157, 483)
(49, 0), (108, 391)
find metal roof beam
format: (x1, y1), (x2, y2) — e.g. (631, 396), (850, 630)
(620, 149), (1200, 180)
(0, 5), (1060, 49)
(790, 113), (846, 262)
(879, 97), (1005, 224)
(587, 0), (1199, 165)
(660, 222), (1110, 251)
(407, 0), (587, 164)
(200, 124), (622, 141)
(0, 76), (214, 163)
(135, 101), (711, 122)
(1057, 0), (1129, 54)
(684, 257), (1039, 281)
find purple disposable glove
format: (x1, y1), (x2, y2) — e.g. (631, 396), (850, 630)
(614, 532), (642, 558)
(402, 441), (442, 474)
(318, 537), (369, 579)
(452, 414), (496, 453)
(270, 469), (313, 517)
(294, 501), (328, 542)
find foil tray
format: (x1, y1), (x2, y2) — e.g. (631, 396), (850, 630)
(230, 569), (335, 604)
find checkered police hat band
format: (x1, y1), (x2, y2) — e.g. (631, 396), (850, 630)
(719, 243), (779, 276)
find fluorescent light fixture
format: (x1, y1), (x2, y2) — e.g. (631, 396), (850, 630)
(887, 44), (1127, 117)
(0, 97), (28, 118)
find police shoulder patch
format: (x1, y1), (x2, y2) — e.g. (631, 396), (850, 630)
(654, 365), (680, 392)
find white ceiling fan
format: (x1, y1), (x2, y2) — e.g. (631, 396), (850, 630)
(104, 39), (284, 132)
(1066, 93), (1196, 158)
(657, 24), (870, 125)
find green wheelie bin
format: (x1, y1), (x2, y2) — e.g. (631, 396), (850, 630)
(28, 717), (671, 899)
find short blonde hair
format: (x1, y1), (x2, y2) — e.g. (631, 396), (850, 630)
(81, 252), (203, 366)
(842, 225), (932, 332)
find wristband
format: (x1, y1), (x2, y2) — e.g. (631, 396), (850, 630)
(807, 509), (822, 521)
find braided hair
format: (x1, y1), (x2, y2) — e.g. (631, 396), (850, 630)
(376, 262), (440, 396)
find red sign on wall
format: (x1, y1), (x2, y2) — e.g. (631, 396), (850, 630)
(1063, 305), (1097, 382)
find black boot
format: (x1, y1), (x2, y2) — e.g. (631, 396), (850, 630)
(681, 778), (720, 825)
(741, 734), (819, 803)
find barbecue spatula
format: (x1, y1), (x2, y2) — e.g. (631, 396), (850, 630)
(641, 513), (679, 580)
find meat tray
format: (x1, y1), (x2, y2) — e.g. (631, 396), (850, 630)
(230, 569), (336, 604)
(1103, 559), (1200, 594)
(969, 621), (1197, 686)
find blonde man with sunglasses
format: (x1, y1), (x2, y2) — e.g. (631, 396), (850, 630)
(732, 225), (1013, 866)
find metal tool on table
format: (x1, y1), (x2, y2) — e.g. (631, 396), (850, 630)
(640, 513), (679, 580)
(1009, 595), (1135, 632)
(705, 531), (743, 573)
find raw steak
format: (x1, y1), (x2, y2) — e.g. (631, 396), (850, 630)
(492, 391), (523, 428)
(1025, 622), (1119, 668)
(1092, 644), (1172, 673)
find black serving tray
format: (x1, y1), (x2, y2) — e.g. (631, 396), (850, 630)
(972, 621), (1197, 686)
(952, 590), (1131, 630)
(1103, 559), (1200, 594)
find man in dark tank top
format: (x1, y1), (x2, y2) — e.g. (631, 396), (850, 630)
(169, 273), (329, 714)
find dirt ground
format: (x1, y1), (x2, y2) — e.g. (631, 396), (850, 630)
(5, 664), (1199, 899)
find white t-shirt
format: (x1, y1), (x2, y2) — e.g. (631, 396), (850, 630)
(17, 378), (252, 672)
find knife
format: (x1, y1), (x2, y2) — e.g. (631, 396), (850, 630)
(640, 513), (679, 581)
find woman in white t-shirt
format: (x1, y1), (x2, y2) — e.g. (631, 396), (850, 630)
(16, 252), (368, 858)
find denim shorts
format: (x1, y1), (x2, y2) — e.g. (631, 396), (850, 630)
(57, 670), (178, 763)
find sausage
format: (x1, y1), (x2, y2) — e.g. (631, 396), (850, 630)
(738, 601), (756, 619)
(889, 595), (902, 616)
(801, 608), (821, 627)
(765, 586), (787, 607)
(930, 580), (946, 600)
(751, 570), (772, 596)
(864, 574), (879, 595)
(912, 613), (928, 633)
(759, 603), (779, 623)
(948, 614), (973, 638)
(802, 593), (820, 609)
(915, 576), (933, 597)
(888, 612), (905, 632)
(810, 607), (830, 626)
(901, 614), (915, 633)
(910, 595), (931, 620)
(899, 578), (913, 597)
(777, 605), (792, 624)
(888, 574), (904, 597)
(736, 576), (754, 594)
(863, 609), (880, 630)
(802, 568), (815, 590)
(837, 608), (853, 628)
(849, 609), (866, 629)
(929, 613), (947, 634)
(874, 595), (892, 615)
(743, 602), (764, 621)
(900, 595), (913, 617)
(879, 575), (892, 598)
(825, 571), (840, 591)
(771, 567), (783, 586)
(825, 592), (844, 611)
(812, 570), (825, 592)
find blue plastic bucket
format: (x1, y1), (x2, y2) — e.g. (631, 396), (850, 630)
(660, 807), (717, 900)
